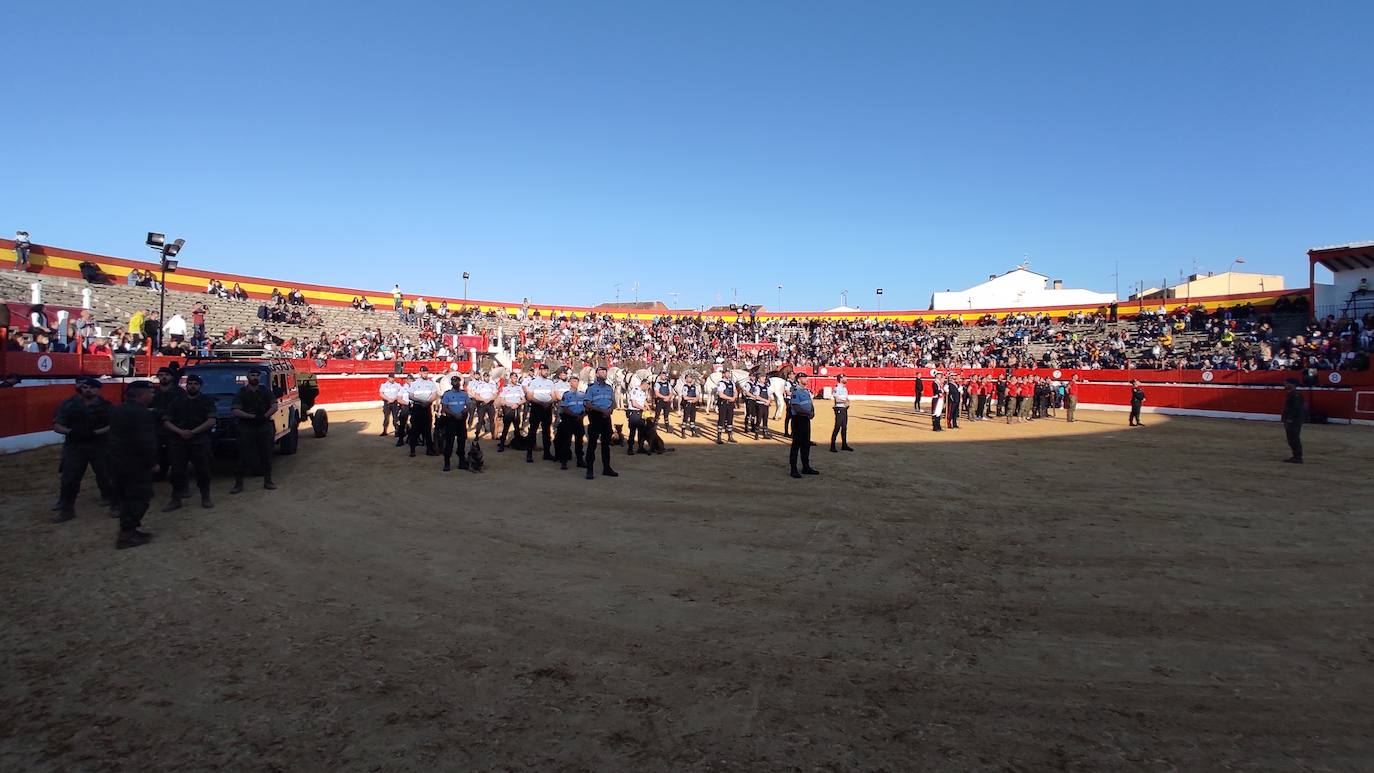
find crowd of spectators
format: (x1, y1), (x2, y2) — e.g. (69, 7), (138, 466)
(6, 274), (1372, 374)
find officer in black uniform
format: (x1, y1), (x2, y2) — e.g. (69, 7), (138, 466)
(788, 372), (819, 478)
(582, 365), (619, 479)
(162, 373), (217, 510)
(1128, 379), (1146, 427)
(1281, 378), (1305, 463)
(109, 380), (159, 550)
(554, 374), (587, 470)
(51, 377), (115, 523)
(229, 369), (278, 493)
(652, 371), (674, 431)
(715, 372), (738, 444)
(913, 375), (923, 413)
(679, 372), (701, 437)
(150, 366), (186, 480)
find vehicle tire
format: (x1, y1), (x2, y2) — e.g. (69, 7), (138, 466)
(279, 410), (300, 455)
(311, 409), (329, 438)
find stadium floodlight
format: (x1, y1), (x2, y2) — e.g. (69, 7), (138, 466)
(145, 230), (187, 354)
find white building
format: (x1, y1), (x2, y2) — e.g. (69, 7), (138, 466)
(1310, 241), (1374, 319)
(929, 267), (1116, 311)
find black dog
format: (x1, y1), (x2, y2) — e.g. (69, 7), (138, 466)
(610, 424), (625, 447)
(640, 418), (676, 455)
(508, 422), (533, 451)
(467, 439), (485, 472)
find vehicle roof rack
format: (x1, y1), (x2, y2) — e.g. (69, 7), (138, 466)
(188, 345), (292, 362)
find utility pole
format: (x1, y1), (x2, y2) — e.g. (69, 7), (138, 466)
(614, 283), (621, 304)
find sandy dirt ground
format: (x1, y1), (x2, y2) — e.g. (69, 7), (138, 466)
(2, 402), (1372, 771)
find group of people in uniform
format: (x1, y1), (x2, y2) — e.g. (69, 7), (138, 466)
(924, 373), (1086, 430)
(50, 365), (281, 550)
(375, 363), (839, 480)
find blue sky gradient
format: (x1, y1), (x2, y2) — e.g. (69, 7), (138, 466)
(5, 1), (1372, 309)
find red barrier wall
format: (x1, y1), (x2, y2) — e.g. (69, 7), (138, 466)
(5, 367), (1371, 446)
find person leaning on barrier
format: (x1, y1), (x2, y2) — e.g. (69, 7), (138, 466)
(1281, 378), (1305, 464)
(554, 374), (587, 470)
(51, 377), (115, 523)
(109, 380), (160, 550)
(162, 373), (217, 511)
(229, 369), (278, 493)
(787, 372), (818, 478)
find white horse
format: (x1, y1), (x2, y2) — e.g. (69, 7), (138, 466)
(768, 375), (790, 419)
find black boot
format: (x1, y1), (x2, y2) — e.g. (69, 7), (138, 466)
(52, 507), (76, 523)
(116, 529), (153, 550)
(200, 492), (214, 509)
(162, 498), (183, 513)
(263, 478), (277, 490)
(229, 479), (244, 495)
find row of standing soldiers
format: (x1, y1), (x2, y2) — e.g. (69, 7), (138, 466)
(51, 367), (279, 549)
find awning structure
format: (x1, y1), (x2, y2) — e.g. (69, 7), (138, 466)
(1309, 241), (1374, 272)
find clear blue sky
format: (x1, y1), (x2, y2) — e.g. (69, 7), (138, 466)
(5, 1), (1372, 310)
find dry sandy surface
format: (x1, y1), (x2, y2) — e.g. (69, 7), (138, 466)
(2, 403), (1372, 771)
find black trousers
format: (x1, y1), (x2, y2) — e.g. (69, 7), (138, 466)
(932, 412), (943, 431)
(584, 413), (613, 472)
(499, 407), (521, 448)
(681, 402), (698, 427)
(654, 399), (672, 425)
(554, 414), (585, 463)
(527, 403), (553, 459)
(717, 401), (735, 437)
(1284, 421), (1302, 459)
(783, 401), (792, 435)
(947, 400), (960, 428)
(381, 401), (399, 434)
(440, 414), (469, 466)
(409, 404), (434, 452)
(1129, 403), (1143, 425)
(394, 404), (410, 440)
(235, 421), (274, 480)
(469, 403), (497, 439)
(830, 406), (848, 447)
(789, 414), (812, 472)
(627, 410), (646, 449)
(58, 440), (114, 507)
(169, 437), (212, 498)
(754, 401), (769, 434)
(115, 466), (152, 532)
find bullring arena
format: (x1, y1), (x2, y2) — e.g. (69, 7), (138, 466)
(3, 240), (1374, 770)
